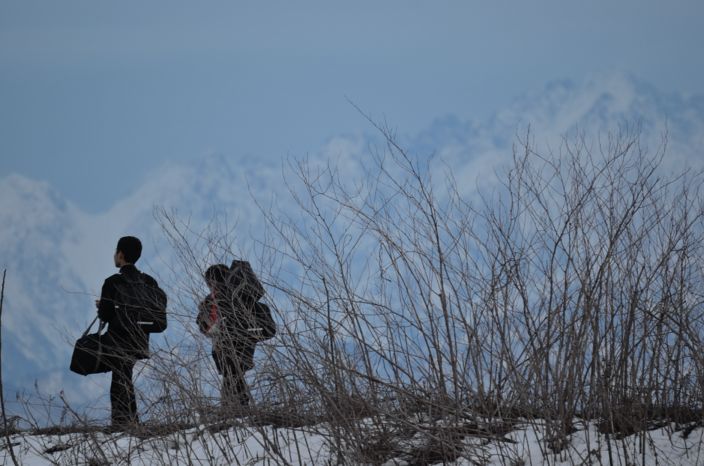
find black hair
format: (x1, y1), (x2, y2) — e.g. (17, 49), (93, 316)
(116, 236), (142, 264)
(204, 264), (230, 286)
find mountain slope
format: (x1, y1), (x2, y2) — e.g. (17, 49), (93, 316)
(1, 72), (703, 417)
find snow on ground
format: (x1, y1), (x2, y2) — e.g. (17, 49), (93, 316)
(2, 418), (703, 465)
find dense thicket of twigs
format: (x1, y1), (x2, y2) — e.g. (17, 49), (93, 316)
(8, 126), (704, 464)
(244, 127), (704, 460)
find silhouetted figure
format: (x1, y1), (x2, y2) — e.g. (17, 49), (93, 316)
(97, 236), (167, 428)
(197, 262), (266, 410)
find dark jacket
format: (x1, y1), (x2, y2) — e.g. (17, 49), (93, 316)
(197, 291), (257, 370)
(98, 265), (166, 360)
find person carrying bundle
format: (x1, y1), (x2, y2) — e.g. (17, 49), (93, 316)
(197, 260), (275, 410)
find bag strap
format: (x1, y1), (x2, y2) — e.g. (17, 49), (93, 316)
(82, 315), (106, 337)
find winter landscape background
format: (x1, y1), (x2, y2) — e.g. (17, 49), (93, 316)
(2, 72), (703, 414)
(2, 2), (704, 464)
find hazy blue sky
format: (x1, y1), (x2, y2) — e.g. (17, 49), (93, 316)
(2, 0), (703, 212)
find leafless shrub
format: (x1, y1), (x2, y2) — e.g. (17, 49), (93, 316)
(232, 122), (704, 460)
(7, 121), (704, 464)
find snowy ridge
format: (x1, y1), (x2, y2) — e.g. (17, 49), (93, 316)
(3, 417), (703, 465)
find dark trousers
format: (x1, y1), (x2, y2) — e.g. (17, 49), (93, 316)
(110, 358), (138, 426)
(212, 350), (250, 408)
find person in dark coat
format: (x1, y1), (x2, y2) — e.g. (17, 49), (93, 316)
(97, 236), (166, 428)
(197, 264), (258, 409)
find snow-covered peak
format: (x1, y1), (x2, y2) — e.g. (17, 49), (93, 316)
(0, 174), (79, 240)
(492, 72), (703, 141)
(409, 72), (704, 195)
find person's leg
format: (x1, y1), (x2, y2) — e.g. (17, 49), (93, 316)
(212, 348), (231, 405)
(221, 353), (250, 409)
(232, 365), (250, 406)
(110, 358), (138, 426)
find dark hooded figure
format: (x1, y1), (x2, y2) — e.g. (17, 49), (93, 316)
(97, 236), (167, 428)
(197, 264), (258, 409)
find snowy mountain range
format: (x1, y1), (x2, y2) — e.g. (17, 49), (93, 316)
(1, 72), (703, 417)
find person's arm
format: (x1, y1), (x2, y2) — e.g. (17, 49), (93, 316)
(196, 299), (211, 334)
(97, 278), (116, 323)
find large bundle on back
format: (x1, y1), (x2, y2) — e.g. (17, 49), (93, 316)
(228, 260), (265, 302)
